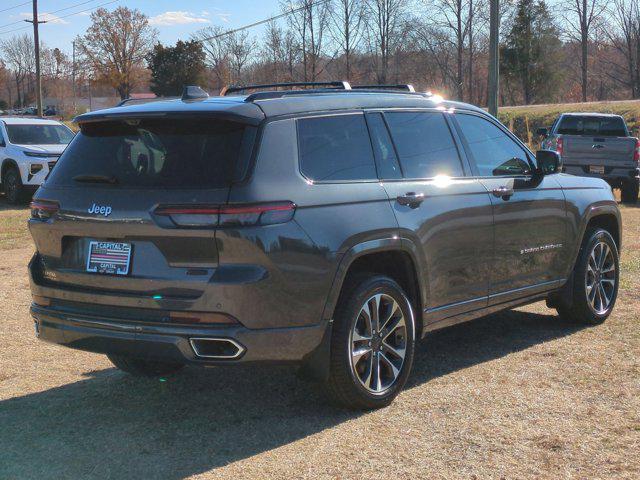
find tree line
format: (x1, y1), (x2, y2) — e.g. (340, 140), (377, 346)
(2, 0), (640, 112)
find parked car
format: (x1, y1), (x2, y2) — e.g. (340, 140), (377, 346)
(0, 117), (75, 204)
(538, 113), (640, 203)
(28, 83), (621, 409)
(44, 106), (58, 116)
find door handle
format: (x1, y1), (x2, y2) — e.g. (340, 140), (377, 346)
(397, 192), (425, 208)
(492, 185), (514, 199)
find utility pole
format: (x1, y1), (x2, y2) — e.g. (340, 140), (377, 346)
(488, 0), (499, 117)
(72, 40), (76, 112)
(25, 0), (46, 117)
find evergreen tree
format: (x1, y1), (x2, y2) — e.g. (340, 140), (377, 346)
(147, 40), (206, 97)
(500, 0), (563, 104)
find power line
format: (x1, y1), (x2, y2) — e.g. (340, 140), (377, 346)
(193, 0), (331, 44)
(0, 1), (31, 14)
(0, 0), (117, 36)
(0, 0), (102, 31)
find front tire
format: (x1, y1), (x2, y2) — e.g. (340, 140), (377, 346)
(3, 167), (26, 205)
(107, 354), (185, 377)
(325, 274), (416, 410)
(621, 180), (639, 204)
(556, 228), (619, 325)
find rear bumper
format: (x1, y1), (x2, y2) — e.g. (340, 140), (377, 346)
(563, 164), (639, 184)
(30, 304), (329, 365)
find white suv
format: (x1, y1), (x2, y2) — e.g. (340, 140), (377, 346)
(0, 117), (74, 204)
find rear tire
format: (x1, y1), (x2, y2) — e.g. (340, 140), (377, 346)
(3, 167), (26, 205)
(325, 274), (416, 410)
(556, 228), (619, 325)
(107, 354), (184, 377)
(621, 180), (639, 204)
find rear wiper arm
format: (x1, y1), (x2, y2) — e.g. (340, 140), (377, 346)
(72, 174), (118, 184)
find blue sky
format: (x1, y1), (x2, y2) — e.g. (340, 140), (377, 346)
(0, 1), (283, 55)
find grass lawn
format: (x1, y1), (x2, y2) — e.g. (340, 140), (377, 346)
(0, 196), (638, 479)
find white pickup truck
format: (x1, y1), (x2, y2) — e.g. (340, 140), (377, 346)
(538, 113), (640, 203)
(0, 117), (75, 204)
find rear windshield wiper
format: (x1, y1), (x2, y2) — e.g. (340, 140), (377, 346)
(72, 174), (118, 184)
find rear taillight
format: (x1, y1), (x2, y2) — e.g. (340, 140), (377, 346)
(634, 139), (640, 164)
(154, 202), (296, 228)
(30, 200), (59, 220)
(556, 137), (563, 156)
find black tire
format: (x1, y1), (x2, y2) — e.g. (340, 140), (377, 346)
(3, 166), (26, 205)
(107, 354), (185, 377)
(621, 180), (639, 204)
(325, 274), (416, 410)
(556, 228), (619, 325)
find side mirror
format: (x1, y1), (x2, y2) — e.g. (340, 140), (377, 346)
(536, 150), (561, 175)
(536, 127), (549, 137)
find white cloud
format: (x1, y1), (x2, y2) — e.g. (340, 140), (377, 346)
(19, 12), (69, 24)
(148, 11), (211, 26)
(216, 13), (231, 23)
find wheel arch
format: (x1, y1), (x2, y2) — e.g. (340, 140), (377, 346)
(322, 238), (425, 335)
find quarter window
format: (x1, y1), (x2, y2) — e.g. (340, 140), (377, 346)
(297, 114), (377, 181)
(456, 114), (532, 177)
(385, 112), (463, 179)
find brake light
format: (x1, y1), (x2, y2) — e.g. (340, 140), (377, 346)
(634, 138), (640, 164)
(556, 137), (563, 156)
(154, 202), (296, 228)
(30, 200), (59, 220)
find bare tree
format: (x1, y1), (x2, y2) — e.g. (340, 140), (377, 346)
(283, 0), (331, 81)
(329, 0), (366, 79)
(604, 0), (640, 98)
(561, 0), (605, 101)
(0, 34), (35, 107)
(193, 26), (231, 89)
(365, 0), (408, 83)
(227, 31), (256, 84)
(76, 7), (157, 100)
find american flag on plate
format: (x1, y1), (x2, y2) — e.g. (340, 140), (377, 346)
(86, 241), (132, 275)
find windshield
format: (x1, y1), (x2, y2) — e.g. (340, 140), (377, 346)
(6, 124), (74, 145)
(557, 116), (627, 137)
(47, 118), (255, 188)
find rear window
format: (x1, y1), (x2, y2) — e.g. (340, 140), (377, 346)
(297, 114), (377, 181)
(47, 118), (255, 188)
(557, 116), (627, 137)
(6, 124), (74, 145)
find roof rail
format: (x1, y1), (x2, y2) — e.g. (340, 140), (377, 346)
(220, 81), (352, 96)
(351, 84), (416, 93)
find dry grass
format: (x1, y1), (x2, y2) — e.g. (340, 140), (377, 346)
(0, 196), (638, 479)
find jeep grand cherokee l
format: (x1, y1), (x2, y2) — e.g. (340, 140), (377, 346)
(28, 82), (621, 409)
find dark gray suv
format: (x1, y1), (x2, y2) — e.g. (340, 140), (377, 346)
(28, 82), (621, 409)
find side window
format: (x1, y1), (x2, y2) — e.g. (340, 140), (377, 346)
(365, 112), (402, 179)
(0, 125), (5, 145)
(297, 114), (377, 181)
(385, 111), (463, 179)
(456, 114), (532, 177)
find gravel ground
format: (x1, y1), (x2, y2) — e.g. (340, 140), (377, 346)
(0, 200), (638, 479)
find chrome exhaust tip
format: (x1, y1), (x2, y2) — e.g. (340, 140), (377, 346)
(189, 338), (245, 359)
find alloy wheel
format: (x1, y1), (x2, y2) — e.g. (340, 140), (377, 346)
(349, 293), (407, 394)
(585, 241), (616, 315)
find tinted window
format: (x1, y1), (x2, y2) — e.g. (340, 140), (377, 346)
(6, 124), (74, 145)
(456, 114), (531, 177)
(48, 118), (254, 188)
(385, 112), (463, 178)
(366, 113), (402, 179)
(297, 115), (377, 181)
(557, 115), (627, 136)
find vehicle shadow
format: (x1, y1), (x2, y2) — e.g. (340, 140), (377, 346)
(0, 195), (30, 212)
(0, 309), (582, 479)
